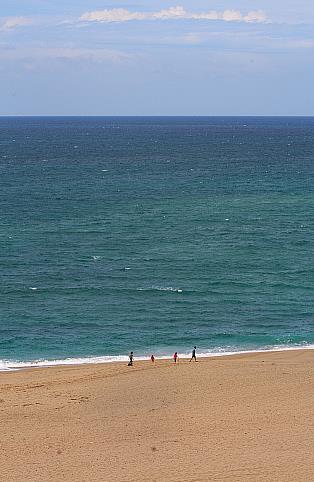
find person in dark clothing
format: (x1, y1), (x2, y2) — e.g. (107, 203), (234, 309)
(190, 346), (197, 362)
(128, 351), (134, 366)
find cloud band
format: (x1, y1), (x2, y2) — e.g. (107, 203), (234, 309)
(80, 6), (267, 24)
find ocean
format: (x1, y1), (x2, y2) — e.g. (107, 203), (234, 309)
(1, 116), (314, 369)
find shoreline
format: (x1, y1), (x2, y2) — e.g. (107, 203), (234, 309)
(1, 343), (314, 372)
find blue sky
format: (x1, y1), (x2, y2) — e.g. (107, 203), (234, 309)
(1, 1), (313, 115)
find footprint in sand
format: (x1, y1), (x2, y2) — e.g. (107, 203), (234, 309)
(69, 396), (89, 403)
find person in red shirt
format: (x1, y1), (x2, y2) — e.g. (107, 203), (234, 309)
(173, 352), (178, 364)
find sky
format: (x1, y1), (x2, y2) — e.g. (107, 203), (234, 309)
(0, 1), (313, 115)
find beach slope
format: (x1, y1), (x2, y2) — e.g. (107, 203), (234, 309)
(0, 350), (313, 481)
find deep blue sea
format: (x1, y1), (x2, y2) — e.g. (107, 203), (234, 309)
(1, 116), (314, 369)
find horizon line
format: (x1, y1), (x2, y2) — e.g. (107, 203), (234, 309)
(1, 114), (314, 118)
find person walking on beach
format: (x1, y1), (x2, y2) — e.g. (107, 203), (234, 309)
(151, 355), (155, 363)
(128, 351), (134, 366)
(173, 352), (178, 364)
(190, 346), (197, 362)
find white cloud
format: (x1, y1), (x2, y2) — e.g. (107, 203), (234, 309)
(243, 11), (267, 23)
(0, 16), (33, 31)
(80, 8), (146, 23)
(80, 6), (267, 24)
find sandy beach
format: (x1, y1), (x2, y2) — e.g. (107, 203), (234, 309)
(0, 349), (313, 482)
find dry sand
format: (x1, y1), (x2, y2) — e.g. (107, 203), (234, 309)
(0, 349), (313, 482)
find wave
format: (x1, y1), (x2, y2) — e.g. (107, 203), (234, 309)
(1, 343), (314, 372)
(2, 285), (189, 296)
(137, 286), (183, 293)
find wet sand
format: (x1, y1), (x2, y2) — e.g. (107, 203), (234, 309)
(0, 349), (313, 481)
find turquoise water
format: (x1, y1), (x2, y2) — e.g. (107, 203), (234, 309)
(1, 117), (314, 368)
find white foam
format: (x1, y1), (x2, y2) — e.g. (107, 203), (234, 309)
(29, 287), (38, 290)
(0, 355), (130, 371)
(151, 286), (183, 293)
(1, 345), (314, 372)
(137, 286), (183, 293)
